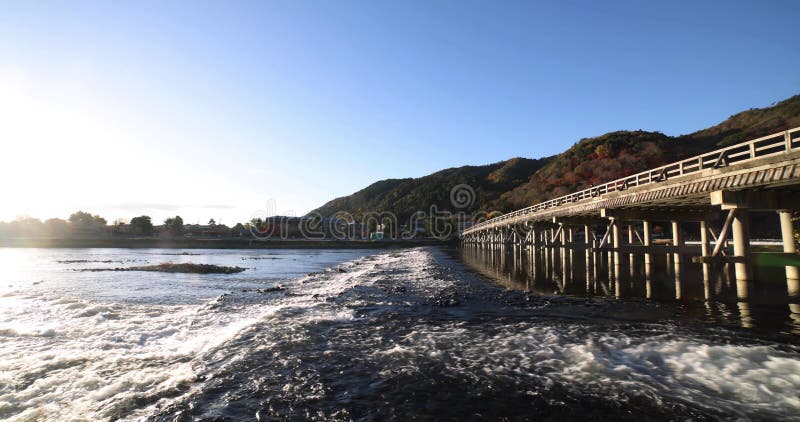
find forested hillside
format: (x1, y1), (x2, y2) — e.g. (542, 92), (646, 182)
(311, 94), (800, 218)
(311, 157), (551, 221)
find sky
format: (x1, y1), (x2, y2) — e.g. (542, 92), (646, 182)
(0, 0), (798, 225)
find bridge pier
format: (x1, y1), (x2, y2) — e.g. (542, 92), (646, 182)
(584, 225), (591, 247)
(642, 220), (652, 270)
(779, 211), (800, 283)
(642, 221), (651, 246)
(710, 191), (756, 284)
(611, 219), (621, 283)
(733, 212), (754, 298)
(671, 221), (683, 265)
(700, 220), (711, 286)
(729, 210), (754, 292)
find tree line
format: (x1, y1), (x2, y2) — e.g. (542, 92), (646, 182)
(0, 211), (237, 238)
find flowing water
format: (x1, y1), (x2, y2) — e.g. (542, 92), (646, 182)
(0, 246), (798, 421)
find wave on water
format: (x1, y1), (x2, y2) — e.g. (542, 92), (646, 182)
(0, 248), (390, 421)
(148, 248), (800, 421)
(1, 247), (799, 421)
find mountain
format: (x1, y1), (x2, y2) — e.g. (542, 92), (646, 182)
(684, 94), (800, 148)
(310, 94), (800, 218)
(494, 130), (675, 209)
(311, 157), (551, 221)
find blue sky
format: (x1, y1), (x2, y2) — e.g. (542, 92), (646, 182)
(0, 0), (798, 224)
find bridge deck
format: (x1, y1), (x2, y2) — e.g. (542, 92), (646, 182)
(463, 127), (800, 234)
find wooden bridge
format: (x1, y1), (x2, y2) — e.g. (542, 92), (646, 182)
(461, 127), (800, 287)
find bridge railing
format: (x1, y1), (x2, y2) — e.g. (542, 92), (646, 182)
(463, 127), (800, 235)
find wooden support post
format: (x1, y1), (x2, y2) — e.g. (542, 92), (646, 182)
(712, 210), (735, 257)
(627, 225), (634, 245)
(548, 224), (564, 247)
(634, 229), (644, 245)
(598, 219), (615, 249)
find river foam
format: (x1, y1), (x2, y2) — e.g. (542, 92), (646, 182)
(0, 292), (260, 420)
(0, 248), (376, 421)
(140, 247), (800, 421)
(2, 247), (799, 420)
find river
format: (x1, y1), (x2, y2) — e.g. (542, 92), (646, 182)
(0, 246), (798, 420)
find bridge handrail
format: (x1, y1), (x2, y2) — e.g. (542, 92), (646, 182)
(463, 127), (800, 235)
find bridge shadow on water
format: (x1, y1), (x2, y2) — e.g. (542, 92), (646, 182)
(460, 244), (800, 336)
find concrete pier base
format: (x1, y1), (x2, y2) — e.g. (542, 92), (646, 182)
(671, 221), (682, 265)
(700, 220), (711, 293)
(612, 221), (621, 287)
(732, 210), (752, 282)
(583, 225), (589, 246)
(779, 211), (799, 282)
(643, 221), (652, 269)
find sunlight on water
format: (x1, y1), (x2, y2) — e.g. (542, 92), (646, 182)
(0, 248), (374, 420)
(0, 249), (34, 294)
(1, 247), (798, 420)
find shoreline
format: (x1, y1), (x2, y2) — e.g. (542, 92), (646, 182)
(0, 237), (449, 249)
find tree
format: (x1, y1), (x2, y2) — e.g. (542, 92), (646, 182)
(130, 215), (154, 235)
(208, 218), (216, 226)
(8, 216), (44, 237)
(68, 211), (107, 233)
(232, 223), (246, 237)
(44, 218), (69, 237)
(164, 215), (184, 235)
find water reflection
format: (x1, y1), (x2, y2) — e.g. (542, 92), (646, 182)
(461, 244), (800, 335)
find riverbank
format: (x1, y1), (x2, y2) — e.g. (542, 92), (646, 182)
(0, 237), (448, 249)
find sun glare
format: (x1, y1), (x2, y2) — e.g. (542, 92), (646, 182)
(1, 77), (107, 219)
